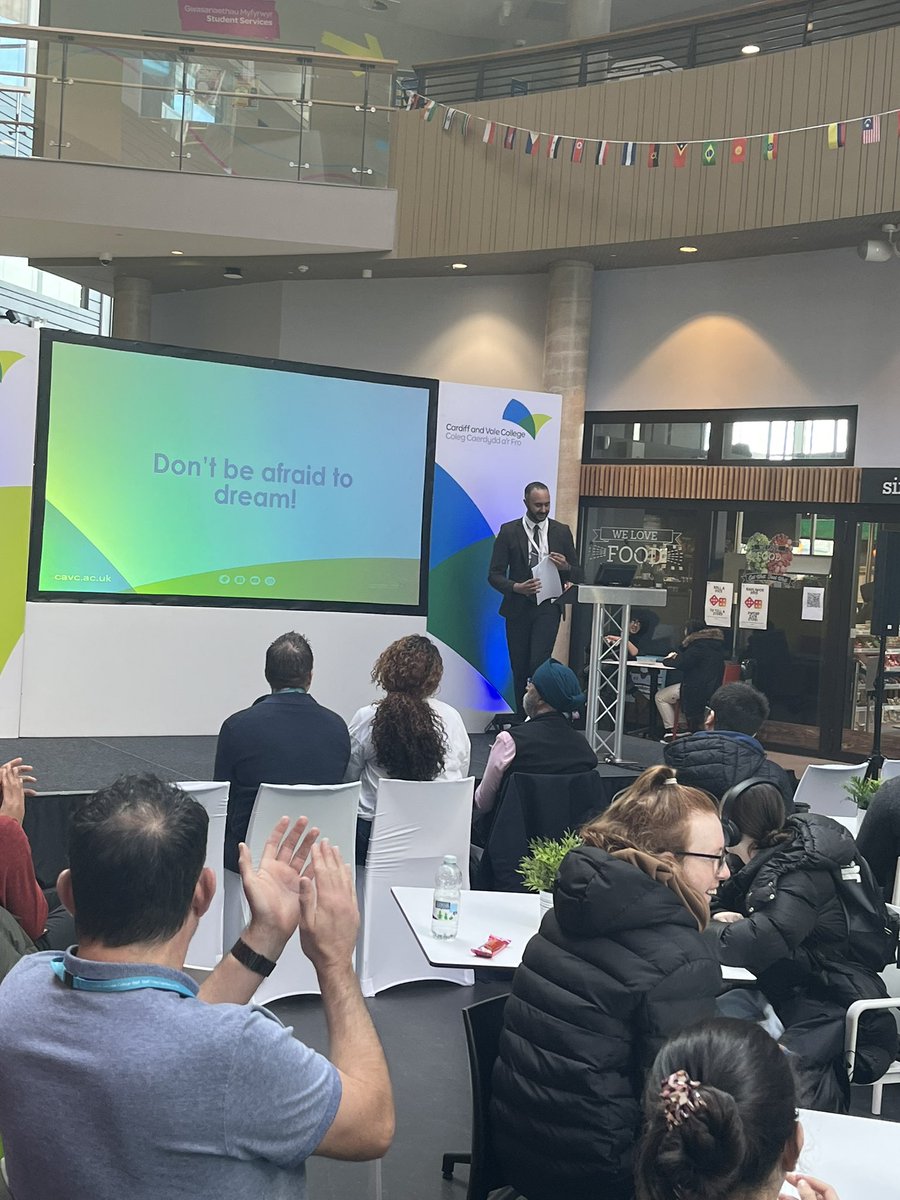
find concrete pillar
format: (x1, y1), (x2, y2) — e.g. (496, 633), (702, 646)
(543, 258), (594, 663)
(112, 276), (152, 341)
(568, 0), (612, 39)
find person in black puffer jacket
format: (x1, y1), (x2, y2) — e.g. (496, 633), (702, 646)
(664, 682), (796, 810)
(856, 774), (900, 900)
(710, 783), (898, 1112)
(491, 766), (725, 1200)
(655, 621), (726, 739)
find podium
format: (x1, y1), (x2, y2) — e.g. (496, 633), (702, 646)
(577, 585), (668, 762)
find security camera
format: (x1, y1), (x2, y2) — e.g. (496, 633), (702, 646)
(858, 239), (893, 263)
(99, 251), (114, 266)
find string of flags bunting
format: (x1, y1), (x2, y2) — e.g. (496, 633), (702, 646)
(405, 90), (899, 166)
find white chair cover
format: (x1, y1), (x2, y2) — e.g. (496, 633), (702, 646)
(180, 782), (229, 972)
(227, 782), (360, 1005)
(789, 1108), (899, 1198)
(793, 762), (867, 817)
(358, 777), (475, 997)
(880, 759), (900, 781)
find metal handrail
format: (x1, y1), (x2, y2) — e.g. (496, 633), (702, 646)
(411, 0), (900, 103)
(0, 23), (396, 73)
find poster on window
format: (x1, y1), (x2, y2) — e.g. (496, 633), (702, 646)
(802, 586), (825, 622)
(704, 581), (734, 627)
(739, 582), (769, 630)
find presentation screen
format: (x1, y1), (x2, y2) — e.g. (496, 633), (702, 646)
(30, 334), (437, 613)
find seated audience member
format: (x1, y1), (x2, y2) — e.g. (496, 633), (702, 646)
(474, 658), (597, 815)
(215, 631), (350, 876)
(635, 1018), (841, 1200)
(0, 758), (75, 981)
(710, 782), (897, 1112)
(656, 619), (726, 740)
(0, 774), (394, 1199)
(856, 774), (900, 900)
(664, 682), (796, 810)
(345, 635), (470, 865)
(491, 766), (725, 1200)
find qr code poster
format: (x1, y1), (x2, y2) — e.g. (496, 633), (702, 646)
(739, 582), (770, 630)
(802, 586), (826, 622)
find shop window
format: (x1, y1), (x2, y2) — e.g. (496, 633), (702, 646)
(587, 420), (709, 462)
(723, 416), (851, 463)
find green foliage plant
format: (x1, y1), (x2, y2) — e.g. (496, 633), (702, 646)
(843, 776), (881, 812)
(517, 831), (583, 894)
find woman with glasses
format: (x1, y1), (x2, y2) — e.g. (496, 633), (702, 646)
(491, 766), (728, 1200)
(710, 781), (897, 1112)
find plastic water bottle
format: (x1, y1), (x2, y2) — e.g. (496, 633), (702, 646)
(431, 854), (463, 938)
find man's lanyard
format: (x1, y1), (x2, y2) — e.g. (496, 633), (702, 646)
(50, 956), (196, 1000)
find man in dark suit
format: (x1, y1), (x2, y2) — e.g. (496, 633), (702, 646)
(488, 481), (580, 719)
(215, 632), (350, 875)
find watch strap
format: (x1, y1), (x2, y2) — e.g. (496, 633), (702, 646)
(229, 936), (277, 978)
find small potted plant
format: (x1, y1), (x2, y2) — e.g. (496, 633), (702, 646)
(518, 831), (583, 915)
(843, 776), (881, 816)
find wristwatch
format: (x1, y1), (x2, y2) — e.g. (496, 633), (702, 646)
(229, 937), (277, 978)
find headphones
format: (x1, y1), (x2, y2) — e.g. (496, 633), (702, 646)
(719, 776), (774, 848)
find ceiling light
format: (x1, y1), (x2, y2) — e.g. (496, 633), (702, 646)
(451, 262), (468, 270)
(741, 44), (761, 55)
(679, 246), (699, 254)
(170, 249), (184, 256)
(297, 264), (309, 273)
(223, 266), (242, 281)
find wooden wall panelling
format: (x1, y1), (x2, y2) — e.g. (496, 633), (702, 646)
(578, 464), (861, 504)
(390, 28), (900, 260)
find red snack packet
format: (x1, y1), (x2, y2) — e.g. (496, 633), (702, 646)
(471, 934), (511, 959)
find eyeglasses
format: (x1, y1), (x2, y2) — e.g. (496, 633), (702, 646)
(675, 850), (729, 870)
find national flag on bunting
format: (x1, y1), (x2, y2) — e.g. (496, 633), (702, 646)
(503, 126), (517, 150)
(621, 141), (637, 166)
(673, 142), (688, 167)
(571, 137), (585, 163)
(730, 137), (748, 164)
(442, 107), (456, 132)
(458, 112), (470, 137)
(524, 131), (540, 155)
(483, 120), (496, 145)
(405, 91), (418, 111)
(423, 99), (437, 121)
(647, 143), (660, 167)
(763, 133), (778, 160)
(862, 115), (881, 144)
(596, 139), (609, 165)
(827, 122), (846, 149)
(547, 134), (562, 159)
(702, 141), (717, 166)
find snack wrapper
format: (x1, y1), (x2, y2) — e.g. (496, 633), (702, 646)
(471, 934), (511, 959)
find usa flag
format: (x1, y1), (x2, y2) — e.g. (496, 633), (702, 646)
(862, 115), (881, 144)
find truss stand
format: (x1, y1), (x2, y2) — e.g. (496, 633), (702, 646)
(578, 585), (668, 764)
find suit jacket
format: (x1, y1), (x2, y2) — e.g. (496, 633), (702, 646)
(215, 691), (350, 872)
(488, 517), (580, 619)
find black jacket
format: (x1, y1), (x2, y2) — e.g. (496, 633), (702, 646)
(215, 691), (350, 873)
(665, 627), (726, 721)
(664, 729), (796, 811)
(856, 776), (900, 900)
(488, 517), (579, 619)
(491, 846), (720, 1200)
(710, 814), (897, 1110)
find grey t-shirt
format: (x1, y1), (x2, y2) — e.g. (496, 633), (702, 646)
(0, 950), (342, 1199)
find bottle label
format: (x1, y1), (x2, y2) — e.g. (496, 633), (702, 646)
(432, 899), (459, 921)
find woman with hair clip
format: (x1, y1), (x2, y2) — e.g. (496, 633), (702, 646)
(710, 781), (897, 1112)
(491, 765), (728, 1200)
(345, 635), (470, 865)
(635, 1018), (839, 1200)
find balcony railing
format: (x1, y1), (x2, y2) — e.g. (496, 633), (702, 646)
(411, 0), (900, 104)
(0, 24), (395, 187)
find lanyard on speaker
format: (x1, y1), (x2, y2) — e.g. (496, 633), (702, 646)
(50, 956), (196, 1000)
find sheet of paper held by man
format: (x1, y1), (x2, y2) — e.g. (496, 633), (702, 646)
(531, 555), (563, 600)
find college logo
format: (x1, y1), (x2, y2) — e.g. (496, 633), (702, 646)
(502, 398), (551, 439)
(0, 351), (24, 384)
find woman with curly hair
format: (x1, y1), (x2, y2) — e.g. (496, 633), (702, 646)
(345, 635), (470, 864)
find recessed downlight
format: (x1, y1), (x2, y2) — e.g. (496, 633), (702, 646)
(170, 249), (185, 256)
(679, 245), (699, 254)
(742, 43), (761, 55)
(223, 266), (243, 280)
(451, 262), (468, 270)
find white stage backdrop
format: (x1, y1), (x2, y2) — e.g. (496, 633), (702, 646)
(426, 383), (562, 729)
(13, 363), (560, 736)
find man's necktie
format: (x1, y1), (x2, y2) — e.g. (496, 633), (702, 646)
(528, 525), (541, 568)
